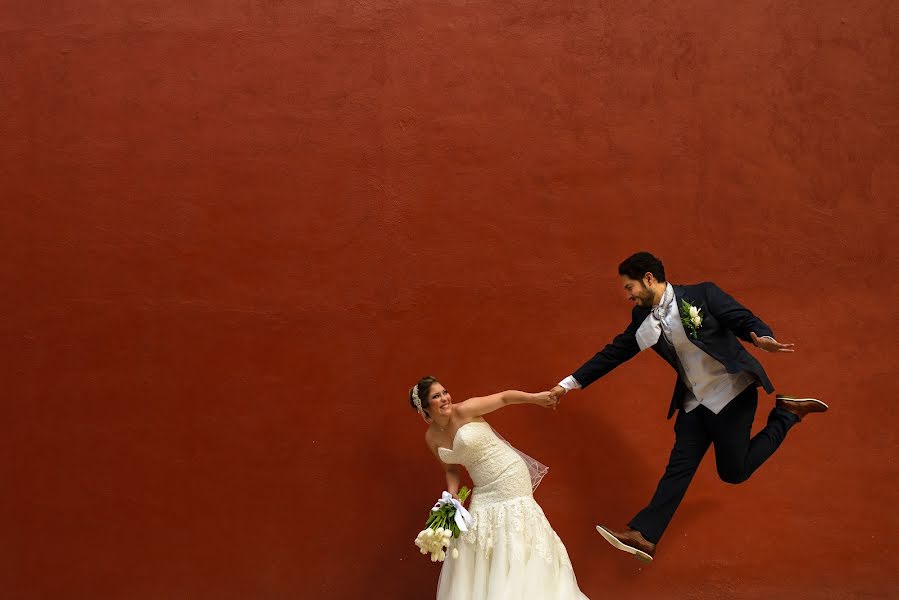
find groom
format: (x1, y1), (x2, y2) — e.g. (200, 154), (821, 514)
(549, 252), (827, 563)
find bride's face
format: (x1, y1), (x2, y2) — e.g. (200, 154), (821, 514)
(426, 383), (453, 419)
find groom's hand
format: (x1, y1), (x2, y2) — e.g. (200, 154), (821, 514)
(532, 391), (556, 408)
(549, 386), (567, 405)
(751, 332), (795, 353)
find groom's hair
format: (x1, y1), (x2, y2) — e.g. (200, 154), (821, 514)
(618, 252), (666, 283)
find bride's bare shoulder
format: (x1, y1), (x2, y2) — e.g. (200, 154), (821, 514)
(424, 426), (438, 448)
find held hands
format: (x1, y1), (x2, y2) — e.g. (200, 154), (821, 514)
(530, 390), (568, 410)
(543, 385), (568, 410)
(528, 387), (567, 410)
(531, 391), (557, 408)
(751, 332), (795, 353)
(549, 385), (567, 403)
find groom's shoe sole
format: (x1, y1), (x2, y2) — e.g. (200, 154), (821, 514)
(595, 526), (653, 564)
(776, 395), (829, 409)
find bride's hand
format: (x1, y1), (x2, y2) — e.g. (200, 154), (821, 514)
(531, 391), (556, 408)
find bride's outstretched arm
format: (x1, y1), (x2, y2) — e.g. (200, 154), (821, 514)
(456, 390), (555, 418)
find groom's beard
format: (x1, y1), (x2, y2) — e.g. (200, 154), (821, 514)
(634, 290), (654, 307)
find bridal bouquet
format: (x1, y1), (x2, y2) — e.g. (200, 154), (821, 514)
(414, 487), (472, 562)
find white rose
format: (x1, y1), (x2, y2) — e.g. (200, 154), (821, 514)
(438, 550), (446, 561)
(692, 316), (702, 327)
(452, 547), (460, 559)
(689, 306), (699, 318)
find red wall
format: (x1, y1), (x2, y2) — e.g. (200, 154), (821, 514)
(2, 2), (897, 598)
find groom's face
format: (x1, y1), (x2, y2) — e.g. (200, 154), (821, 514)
(621, 276), (654, 307)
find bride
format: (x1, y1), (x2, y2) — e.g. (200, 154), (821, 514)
(409, 375), (589, 599)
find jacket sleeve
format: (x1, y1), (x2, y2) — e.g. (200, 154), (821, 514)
(705, 282), (773, 343)
(571, 311), (642, 388)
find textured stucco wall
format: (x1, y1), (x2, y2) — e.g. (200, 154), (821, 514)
(1, 1), (897, 599)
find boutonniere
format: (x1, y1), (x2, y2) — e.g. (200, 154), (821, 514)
(679, 299), (703, 339)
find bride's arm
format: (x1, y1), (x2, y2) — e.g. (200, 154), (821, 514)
(456, 390), (554, 418)
(442, 463), (463, 499)
(426, 435), (463, 498)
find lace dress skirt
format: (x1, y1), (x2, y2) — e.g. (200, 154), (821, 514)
(436, 422), (588, 599)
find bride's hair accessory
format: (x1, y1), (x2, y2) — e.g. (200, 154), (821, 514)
(410, 384), (424, 415)
(409, 376), (439, 422)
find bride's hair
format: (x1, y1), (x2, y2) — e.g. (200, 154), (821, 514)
(409, 375), (440, 419)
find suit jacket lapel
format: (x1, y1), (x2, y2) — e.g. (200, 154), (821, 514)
(673, 284), (706, 351)
(673, 284), (685, 309)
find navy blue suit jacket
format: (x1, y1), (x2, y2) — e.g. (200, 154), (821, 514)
(571, 282), (776, 419)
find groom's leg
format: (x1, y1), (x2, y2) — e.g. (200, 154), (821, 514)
(628, 407), (711, 544)
(710, 386), (800, 484)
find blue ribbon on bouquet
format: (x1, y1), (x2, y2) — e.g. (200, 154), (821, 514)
(432, 491), (473, 532)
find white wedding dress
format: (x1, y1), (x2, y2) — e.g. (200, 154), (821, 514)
(436, 421), (589, 600)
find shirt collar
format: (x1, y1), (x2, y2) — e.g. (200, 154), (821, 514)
(653, 282), (675, 309)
